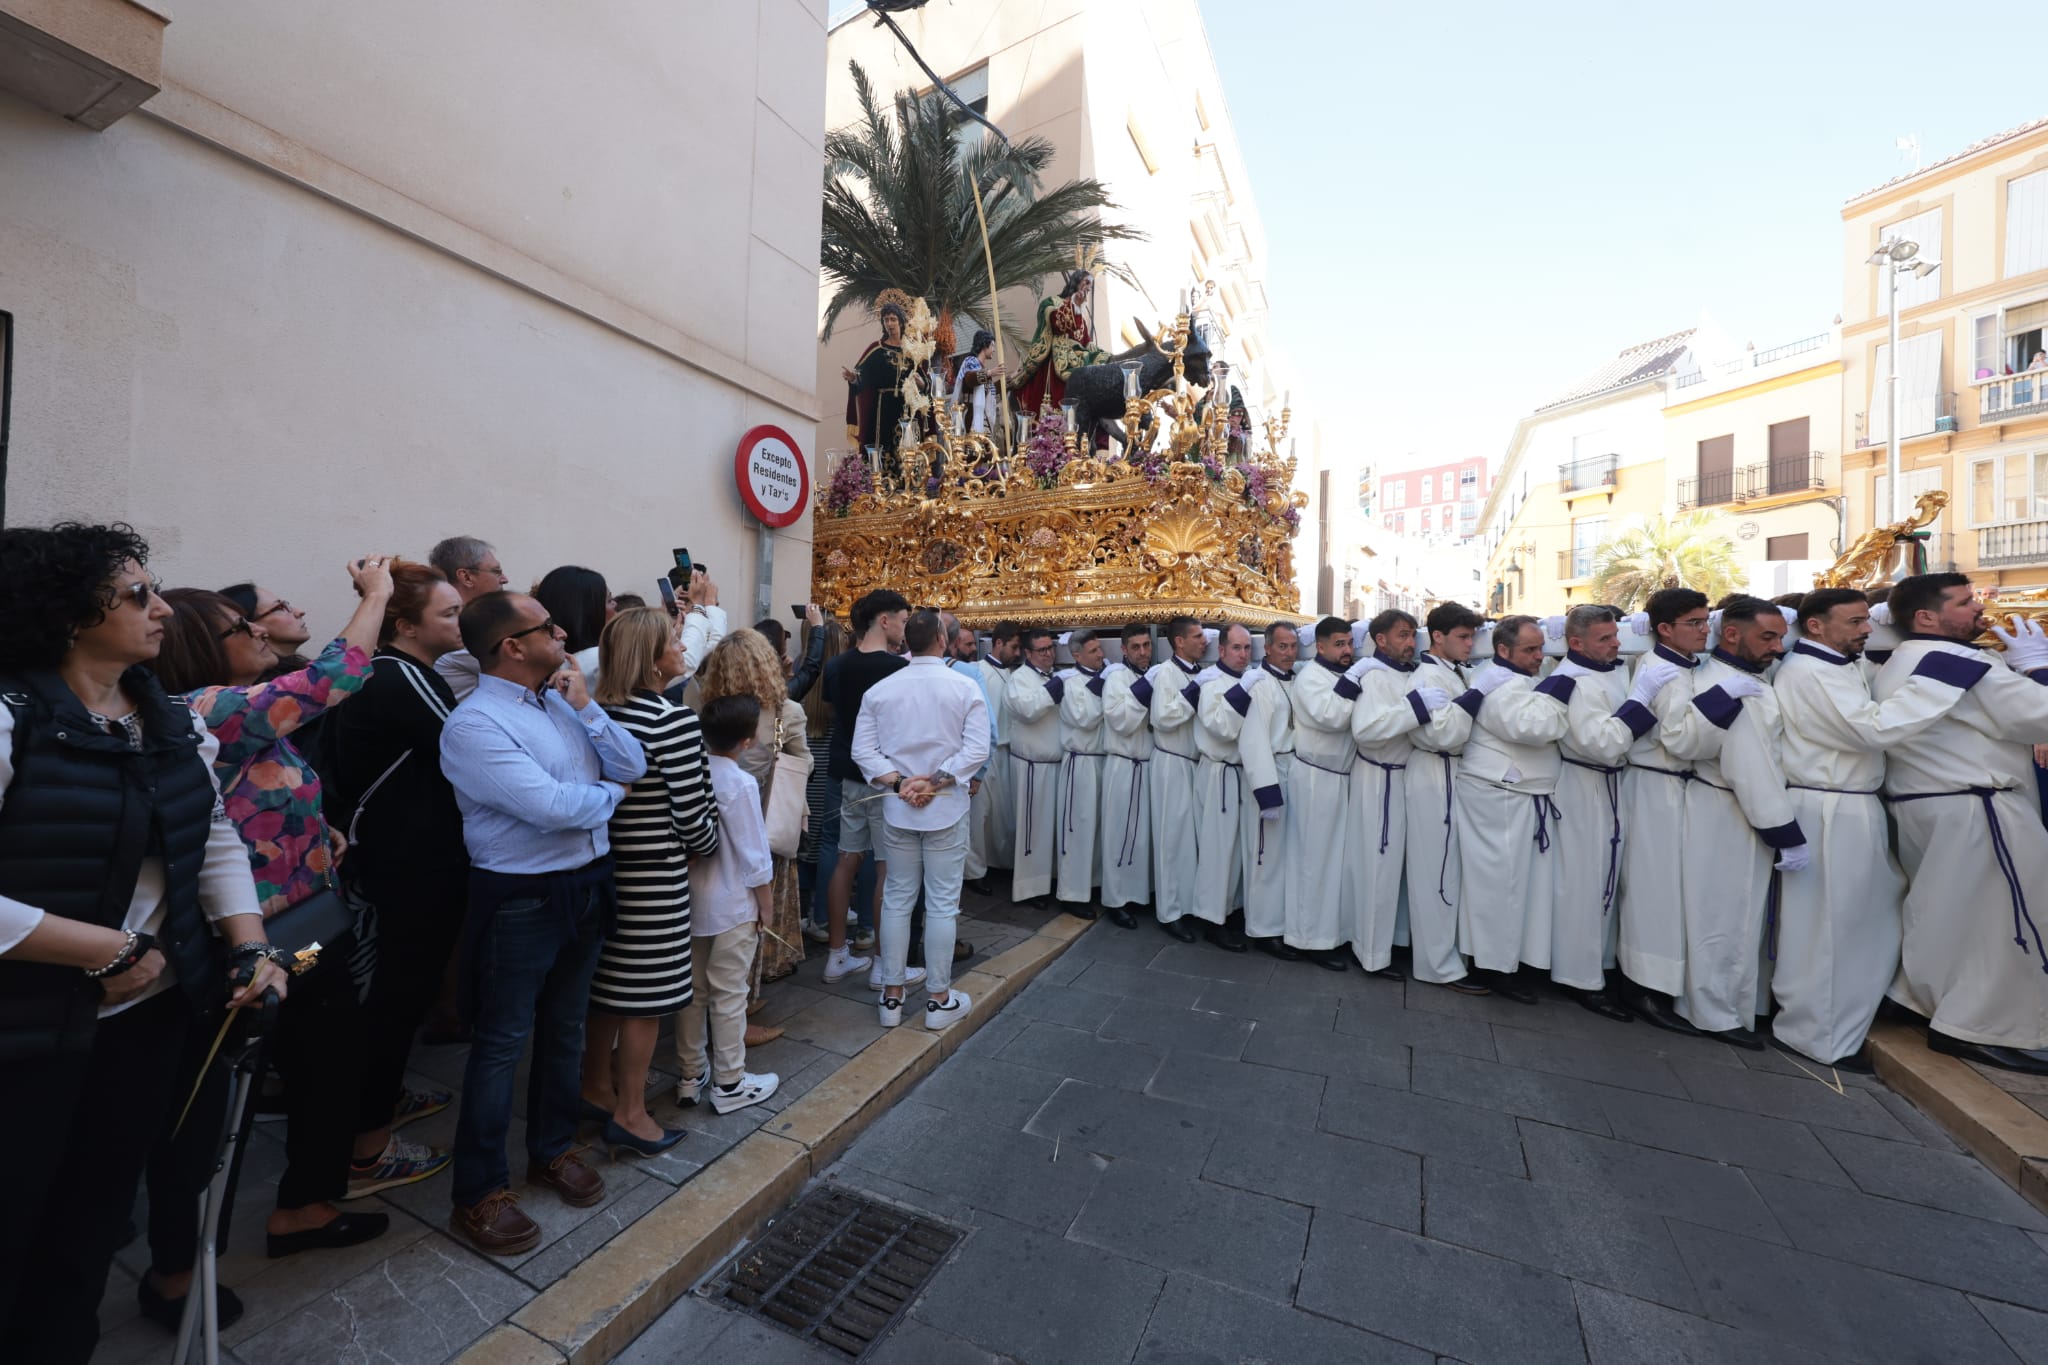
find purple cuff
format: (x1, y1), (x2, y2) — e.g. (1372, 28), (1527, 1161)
(1533, 674), (1575, 704)
(1253, 783), (1284, 812)
(1086, 675), (1105, 696)
(1406, 691), (1432, 726)
(1180, 681), (1201, 707)
(1614, 699), (1656, 740)
(1130, 676), (1154, 707)
(1756, 819), (1805, 851)
(1334, 676), (1362, 701)
(1225, 684), (1252, 716)
(1046, 676), (1066, 704)
(1910, 651), (1990, 690)
(1453, 689), (1483, 718)
(1692, 684), (1744, 731)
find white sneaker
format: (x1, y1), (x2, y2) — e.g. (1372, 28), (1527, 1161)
(709, 1072), (780, 1114)
(675, 1075), (704, 1108)
(924, 991), (972, 1031)
(877, 993), (906, 1028)
(822, 948), (871, 983)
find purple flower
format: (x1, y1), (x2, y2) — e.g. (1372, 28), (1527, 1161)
(826, 457), (874, 515)
(1025, 414), (1071, 486)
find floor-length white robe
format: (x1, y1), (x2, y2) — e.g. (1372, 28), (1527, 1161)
(1774, 640), (1953, 1063)
(1550, 654), (1654, 990)
(1005, 663), (1064, 902)
(1877, 639), (2048, 1050)
(1147, 655), (1205, 924)
(1403, 653), (1474, 983)
(1192, 664), (1258, 925)
(1454, 667), (1570, 973)
(1617, 645), (1704, 995)
(1346, 658), (1432, 970)
(1237, 661), (1296, 939)
(976, 657), (1016, 870)
(1056, 665), (1107, 905)
(1286, 658), (1355, 951)
(1099, 662), (1154, 910)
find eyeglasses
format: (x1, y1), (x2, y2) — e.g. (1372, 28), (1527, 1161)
(110, 580), (163, 611)
(253, 599), (297, 621)
(488, 618), (557, 654)
(216, 617), (256, 642)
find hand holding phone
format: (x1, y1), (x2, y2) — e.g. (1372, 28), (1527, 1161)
(657, 578), (678, 614)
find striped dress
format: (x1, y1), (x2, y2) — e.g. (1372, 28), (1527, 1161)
(594, 690), (720, 1015)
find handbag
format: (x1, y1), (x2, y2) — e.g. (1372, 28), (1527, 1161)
(764, 706), (812, 860)
(261, 869), (357, 965)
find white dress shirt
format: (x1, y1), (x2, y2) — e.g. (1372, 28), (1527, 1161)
(851, 654), (992, 831)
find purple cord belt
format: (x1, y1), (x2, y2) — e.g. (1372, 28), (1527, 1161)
(1357, 753), (1406, 855)
(1789, 783), (1883, 796)
(1562, 756), (1623, 914)
(1765, 867), (1781, 963)
(1113, 755), (1149, 868)
(1293, 751), (1355, 779)
(1012, 753), (1061, 858)
(1060, 751), (1106, 854)
(1887, 786), (2047, 974)
(1531, 793), (1562, 854)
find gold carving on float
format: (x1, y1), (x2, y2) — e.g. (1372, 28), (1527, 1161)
(813, 306), (1305, 628)
(1814, 487), (2048, 647)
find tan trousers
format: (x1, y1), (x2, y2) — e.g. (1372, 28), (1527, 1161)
(675, 923), (757, 1088)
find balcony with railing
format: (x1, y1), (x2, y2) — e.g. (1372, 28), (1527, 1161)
(1979, 519), (2048, 568)
(1556, 548), (1598, 580)
(1854, 391), (1957, 447)
(1974, 370), (2048, 425)
(1676, 468), (1736, 510)
(1671, 333), (1833, 391)
(1558, 452), (1619, 492)
(1676, 453), (1827, 510)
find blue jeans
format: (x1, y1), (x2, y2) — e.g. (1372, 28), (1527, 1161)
(452, 866), (612, 1208)
(806, 783), (876, 937)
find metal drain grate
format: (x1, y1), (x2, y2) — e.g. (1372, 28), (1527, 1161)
(715, 1187), (962, 1359)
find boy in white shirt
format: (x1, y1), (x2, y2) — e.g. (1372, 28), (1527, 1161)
(676, 695), (780, 1115)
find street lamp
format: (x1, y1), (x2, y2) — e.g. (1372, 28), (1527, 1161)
(1867, 235), (1941, 527)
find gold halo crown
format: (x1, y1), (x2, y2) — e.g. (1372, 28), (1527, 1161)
(874, 288), (914, 318)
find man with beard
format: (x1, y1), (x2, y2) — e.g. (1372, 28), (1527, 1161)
(941, 614), (996, 891)
(970, 622), (1021, 889)
(1285, 618), (1357, 969)
(1004, 628), (1065, 906)
(1055, 630), (1110, 917)
(1404, 605), (1480, 990)
(1147, 617), (1208, 940)
(1772, 588), (1955, 1070)
(1876, 574), (2048, 1073)
(1237, 623), (1301, 958)
(1096, 624), (1154, 928)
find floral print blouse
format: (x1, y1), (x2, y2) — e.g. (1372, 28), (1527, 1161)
(183, 637), (372, 916)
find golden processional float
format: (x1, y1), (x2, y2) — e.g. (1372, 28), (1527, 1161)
(1815, 487), (2048, 644)
(811, 297), (1306, 629)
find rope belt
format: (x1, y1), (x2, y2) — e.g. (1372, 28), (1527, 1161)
(1113, 755), (1149, 869)
(1255, 752), (1294, 868)
(1434, 749), (1456, 906)
(1765, 868), (1782, 963)
(1207, 759), (1244, 815)
(1154, 745), (1197, 763)
(1293, 751), (1355, 779)
(1061, 750), (1105, 856)
(1563, 756), (1623, 913)
(1788, 783), (1883, 796)
(1532, 793), (1562, 854)
(1357, 753), (1406, 855)
(1629, 763), (1694, 782)
(1012, 753), (1061, 858)
(1887, 787), (2047, 975)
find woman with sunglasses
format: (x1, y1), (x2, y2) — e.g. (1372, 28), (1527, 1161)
(145, 558), (392, 1296)
(0, 523), (288, 1363)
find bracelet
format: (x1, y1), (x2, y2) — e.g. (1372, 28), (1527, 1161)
(84, 929), (153, 979)
(229, 941), (290, 969)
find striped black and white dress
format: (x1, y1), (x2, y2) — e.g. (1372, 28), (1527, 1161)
(594, 690), (719, 1015)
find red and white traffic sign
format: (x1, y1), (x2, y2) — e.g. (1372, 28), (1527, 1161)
(734, 424), (810, 529)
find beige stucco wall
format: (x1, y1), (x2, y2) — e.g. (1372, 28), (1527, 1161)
(1, 0), (827, 624)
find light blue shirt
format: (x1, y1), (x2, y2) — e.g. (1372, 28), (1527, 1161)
(948, 657), (997, 778)
(439, 673), (647, 874)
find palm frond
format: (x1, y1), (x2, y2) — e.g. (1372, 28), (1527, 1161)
(1589, 512), (1744, 612)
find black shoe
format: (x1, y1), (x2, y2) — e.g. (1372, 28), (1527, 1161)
(1310, 948), (1351, 972)
(1771, 1035), (1875, 1074)
(1476, 971), (1535, 1004)
(1928, 1031), (2048, 1076)
(1572, 989), (1634, 1022)
(1365, 963), (1406, 982)
(266, 1211), (391, 1260)
(1161, 918), (1199, 943)
(1106, 905), (1137, 929)
(1207, 921), (1249, 953)
(1065, 902), (1100, 921)
(138, 1278), (244, 1332)
(1626, 988), (1701, 1037)
(953, 940), (974, 962)
(1713, 1025), (1767, 1052)
(1252, 936), (1304, 962)
(1442, 978), (1491, 996)
(963, 876), (994, 897)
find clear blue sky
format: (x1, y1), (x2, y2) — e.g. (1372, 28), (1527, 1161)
(1199, 0), (2043, 479)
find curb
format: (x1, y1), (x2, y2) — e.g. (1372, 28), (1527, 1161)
(1865, 1021), (2048, 1215)
(457, 914), (1094, 1365)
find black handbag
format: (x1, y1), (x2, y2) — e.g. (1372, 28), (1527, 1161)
(260, 872), (356, 965)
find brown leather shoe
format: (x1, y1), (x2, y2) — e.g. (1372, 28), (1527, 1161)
(744, 1023), (785, 1047)
(525, 1149), (605, 1207)
(451, 1189), (541, 1256)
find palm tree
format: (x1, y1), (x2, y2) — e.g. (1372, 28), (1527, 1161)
(819, 61), (1144, 350)
(1590, 512), (1744, 612)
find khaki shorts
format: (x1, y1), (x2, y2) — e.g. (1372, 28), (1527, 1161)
(838, 778), (880, 855)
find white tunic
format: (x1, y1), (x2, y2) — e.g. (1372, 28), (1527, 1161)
(1346, 658), (1432, 970)
(1005, 664), (1064, 901)
(1617, 645), (1703, 995)
(1549, 655), (1655, 991)
(1774, 641), (1953, 1063)
(1146, 656), (1205, 924)
(1287, 658), (1356, 950)
(1455, 668), (1570, 973)
(1055, 666), (1108, 905)
(1660, 651), (1801, 1034)
(1098, 662), (1154, 910)
(1876, 638), (2048, 1050)
(1237, 662), (1297, 940)
(1191, 665), (1258, 925)
(975, 658), (1017, 870)
(1402, 655), (1475, 984)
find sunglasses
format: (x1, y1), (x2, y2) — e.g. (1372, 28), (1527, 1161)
(216, 617), (258, 642)
(111, 580), (164, 611)
(253, 598), (297, 621)
(489, 617), (557, 654)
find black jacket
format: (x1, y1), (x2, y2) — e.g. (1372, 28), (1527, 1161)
(327, 649), (467, 881)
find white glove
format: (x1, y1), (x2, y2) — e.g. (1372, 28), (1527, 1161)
(1778, 605), (1800, 633)
(1707, 609), (1724, 640)
(1717, 674), (1765, 701)
(1774, 843), (1811, 873)
(1623, 611), (1650, 637)
(1540, 615), (1566, 642)
(1414, 685), (1450, 713)
(1992, 615), (2048, 674)
(1470, 665), (1517, 697)
(1867, 601), (1892, 628)
(1259, 805), (1283, 822)
(1239, 665), (1268, 690)
(1343, 657), (1371, 684)
(1627, 658), (1681, 708)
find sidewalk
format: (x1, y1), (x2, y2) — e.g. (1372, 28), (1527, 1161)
(633, 927), (2048, 1365)
(89, 896), (1053, 1365)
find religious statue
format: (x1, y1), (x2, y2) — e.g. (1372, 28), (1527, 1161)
(1013, 267), (1109, 416)
(843, 288), (913, 458)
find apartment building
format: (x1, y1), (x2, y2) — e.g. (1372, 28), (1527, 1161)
(1841, 117), (2048, 586)
(1376, 457), (1490, 542)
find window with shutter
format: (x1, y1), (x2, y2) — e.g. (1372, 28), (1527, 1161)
(1868, 333), (1945, 442)
(1764, 534), (1808, 560)
(1767, 417), (1811, 494)
(1696, 435), (1735, 506)
(2009, 171), (2048, 278)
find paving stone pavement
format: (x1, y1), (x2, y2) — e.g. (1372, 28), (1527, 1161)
(638, 920), (2048, 1365)
(90, 904), (1039, 1365)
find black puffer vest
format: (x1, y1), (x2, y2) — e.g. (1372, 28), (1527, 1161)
(0, 666), (224, 1059)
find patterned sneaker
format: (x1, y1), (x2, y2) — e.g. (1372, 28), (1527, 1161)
(709, 1072), (781, 1115)
(923, 991), (973, 1032)
(393, 1088), (452, 1129)
(877, 993), (905, 1028)
(345, 1137), (452, 1199)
